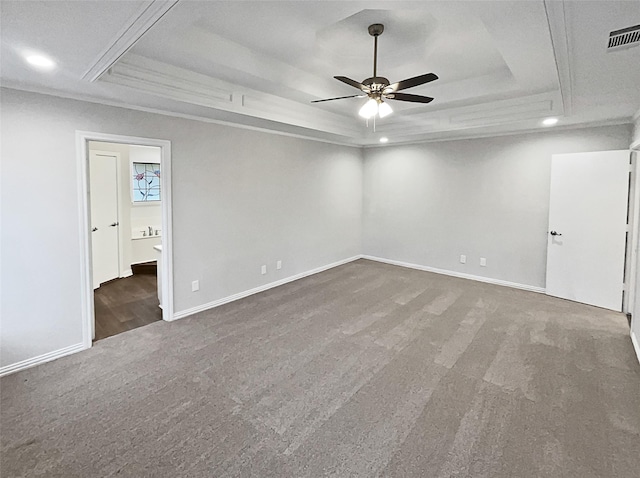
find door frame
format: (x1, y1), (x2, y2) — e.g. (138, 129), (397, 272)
(628, 140), (640, 357)
(76, 131), (174, 349)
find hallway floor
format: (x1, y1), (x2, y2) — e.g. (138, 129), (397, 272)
(94, 271), (161, 341)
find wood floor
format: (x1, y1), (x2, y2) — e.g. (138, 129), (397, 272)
(93, 271), (161, 341)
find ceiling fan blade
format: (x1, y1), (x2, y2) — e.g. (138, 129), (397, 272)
(386, 92), (434, 103)
(386, 73), (438, 92)
(334, 76), (369, 92)
(311, 94), (364, 103)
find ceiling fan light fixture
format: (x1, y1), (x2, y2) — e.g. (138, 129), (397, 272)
(359, 98), (379, 119)
(378, 101), (393, 118)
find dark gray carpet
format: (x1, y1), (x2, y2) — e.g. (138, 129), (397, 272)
(2, 259), (639, 477)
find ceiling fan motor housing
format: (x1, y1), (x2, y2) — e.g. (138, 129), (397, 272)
(363, 76), (390, 90)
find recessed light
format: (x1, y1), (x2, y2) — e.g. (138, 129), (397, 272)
(542, 117), (559, 126)
(25, 54), (56, 71)
(379, 137), (389, 143)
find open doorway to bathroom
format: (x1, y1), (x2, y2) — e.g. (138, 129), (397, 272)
(88, 141), (164, 341)
(76, 131), (173, 348)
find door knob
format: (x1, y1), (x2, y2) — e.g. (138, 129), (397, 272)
(550, 231), (562, 236)
(109, 222), (119, 227)
(92, 227), (98, 232)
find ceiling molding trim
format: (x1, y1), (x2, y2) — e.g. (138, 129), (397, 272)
(450, 100), (553, 125)
(102, 55), (363, 137)
(0, 84), (361, 148)
(373, 92), (561, 138)
(363, 118), (634, 149)
(81, 0), (180, 82)
(104, 60), (234, 106)
(543, 0), (573, 116)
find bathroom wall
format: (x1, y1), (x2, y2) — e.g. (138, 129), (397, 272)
(128, 145), (162, 266)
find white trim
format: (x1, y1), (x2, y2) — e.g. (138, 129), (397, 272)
(172, 256), (361, 321)
(76, 133), (94, 347)
(543, 0), (572, 116)
(77, 131), (174, 351)
(361, 255), (546, 294)
(2, 85), (360, 148)
(0, 343), (85, 377)
(121, 269), (133, 278)
(82, 0), (179, 81)
(631, 330), (640, 365)
(625, 151), (638, 314)
(363, 118), (634, 149)
(3, 84), (633, 150)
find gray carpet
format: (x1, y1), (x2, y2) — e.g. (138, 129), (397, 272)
(2, 259), (639, 477)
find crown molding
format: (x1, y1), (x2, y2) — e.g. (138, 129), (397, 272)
(543, 0), (573, 116)
(363, 117), (634, 148)
(1, 83), (632, 149)
(0, 84), (361, 148)
(81, 0), (180, 82)
(102, 54), (364, 138)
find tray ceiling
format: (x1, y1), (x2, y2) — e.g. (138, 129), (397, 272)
(1, 0), (639, 145)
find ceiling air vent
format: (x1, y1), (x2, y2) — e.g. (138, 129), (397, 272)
(607, 24), (640, 51)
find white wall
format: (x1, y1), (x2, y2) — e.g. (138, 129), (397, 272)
(362, 126), (632, 289)
(1, 88), (363, 370)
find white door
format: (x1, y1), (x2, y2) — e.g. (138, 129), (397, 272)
(546, 150), (630, 311)
(90, 152), (120, 289)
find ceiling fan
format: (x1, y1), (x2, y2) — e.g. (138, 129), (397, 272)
(312, 23), (438, 119)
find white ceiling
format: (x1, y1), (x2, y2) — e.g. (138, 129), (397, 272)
(2, 0), (639, 145)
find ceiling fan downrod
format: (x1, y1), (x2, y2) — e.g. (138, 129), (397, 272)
(310, 22), (438, 112)
(368, 23), (384, 78)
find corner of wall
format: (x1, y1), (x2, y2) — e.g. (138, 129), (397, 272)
(632, 108), (640, 147)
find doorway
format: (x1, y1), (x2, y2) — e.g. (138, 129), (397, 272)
(77, 132), (173, 349)
(89, 142), (164, 340)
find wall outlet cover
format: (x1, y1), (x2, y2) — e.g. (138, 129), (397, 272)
(480, 257), (487, 267)
(191, 280), (199, 292)
(276, 260), (282, 270)
(261, 265), (267, 275)
(460, 255), (467, 264)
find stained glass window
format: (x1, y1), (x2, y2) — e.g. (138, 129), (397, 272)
(132, 162), (161, 202)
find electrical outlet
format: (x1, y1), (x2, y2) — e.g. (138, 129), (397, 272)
(276, 260), (282, 270)
(261, 265), (267, 275)
(460, 254), (466, 264)
(480, 257), (487, 267)
(191, 280), (199, 292)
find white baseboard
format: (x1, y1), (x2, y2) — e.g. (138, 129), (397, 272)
(361, 255), (545, 294)
(631, 330), (640, 365)
(0, 342), (87, 377)
(120, 269), (133, 278)
(172, 255), (361, 321)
